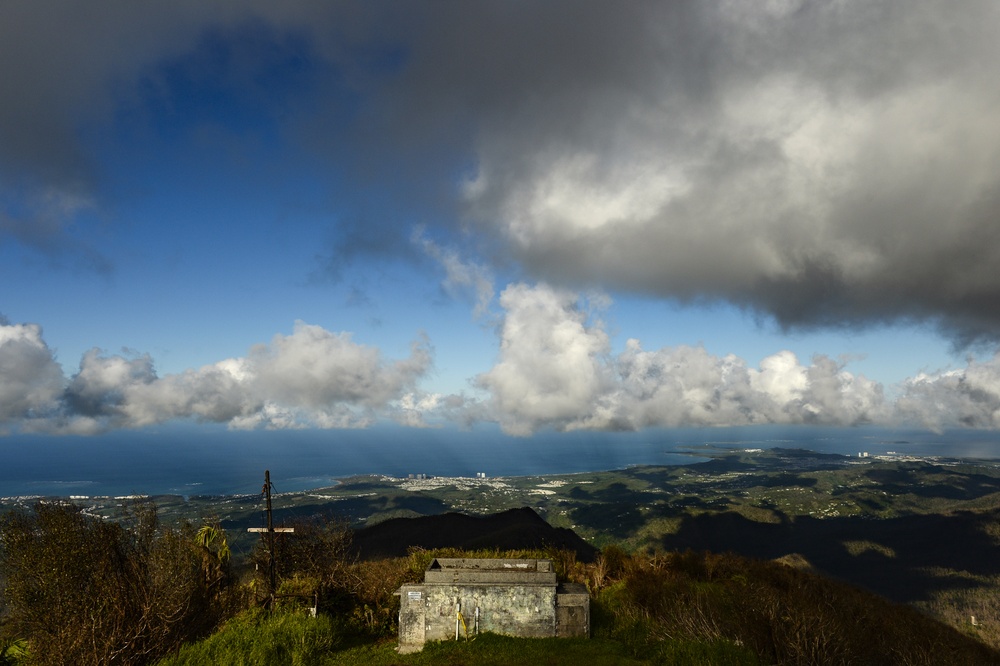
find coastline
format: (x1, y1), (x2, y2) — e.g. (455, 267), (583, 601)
(3, 425), (1000, 500)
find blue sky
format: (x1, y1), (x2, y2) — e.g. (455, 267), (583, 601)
(3, 1), (1000, 440)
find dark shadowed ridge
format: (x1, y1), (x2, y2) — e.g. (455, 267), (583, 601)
(351, 507), (598, 562)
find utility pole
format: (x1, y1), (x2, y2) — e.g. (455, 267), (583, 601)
(248, 470), (294, 606)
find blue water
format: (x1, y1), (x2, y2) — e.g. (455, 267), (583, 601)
(2, 423), (999, 498)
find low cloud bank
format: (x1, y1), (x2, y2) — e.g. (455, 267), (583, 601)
(474, 284), (889, 435)
(3, 303), (1000, 436)
(460, 283), (1000, 437)
(0, 320), (431, 434)
(896, 358), (1000, 432)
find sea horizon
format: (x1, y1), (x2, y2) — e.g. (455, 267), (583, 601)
(3, 423), (1000, 499)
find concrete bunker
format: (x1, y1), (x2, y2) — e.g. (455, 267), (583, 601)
(395, 557), (589, 653)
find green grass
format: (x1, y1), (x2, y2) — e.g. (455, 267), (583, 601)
(158, 609), (342, 666)
(328, 633), (657, 665)
(159, 615), (753, 666)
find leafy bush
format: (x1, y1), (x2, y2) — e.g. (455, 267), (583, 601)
(0, 501), (236, 666)
(0, 637), (28, 666)
(248, 514), (352, 611)
(610, 550), (1000, 666)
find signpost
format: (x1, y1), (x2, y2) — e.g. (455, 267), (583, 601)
(247, 470), (293, 605)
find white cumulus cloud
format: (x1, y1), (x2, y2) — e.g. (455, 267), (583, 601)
(475, 284), (612, 436)
(471, 284), (888, 435)
(0, 322), (65, 427)
(0, 319), (432, 433)
(896, 355), (1000, 431)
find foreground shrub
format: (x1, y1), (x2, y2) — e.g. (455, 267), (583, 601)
(609, 550), (1000, 666)
(0, 636), (28, 666)
(0, 501), (235, 666)
(248, 515), (408, 637)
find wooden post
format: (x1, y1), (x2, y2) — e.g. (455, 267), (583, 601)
(247, 470), (294, 606)
(265, 470), (275, 598)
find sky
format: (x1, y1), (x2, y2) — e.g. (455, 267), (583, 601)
(3, 1), (1000, 441)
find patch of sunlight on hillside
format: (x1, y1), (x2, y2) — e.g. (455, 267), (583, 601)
(842, 540), (896, 558)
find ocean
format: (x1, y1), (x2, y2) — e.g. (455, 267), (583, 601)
(2, 423), (1000, 498)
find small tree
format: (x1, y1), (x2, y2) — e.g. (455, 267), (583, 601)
(248, 513), (353, 609)
(195, 522), (232, 590)
(0, 501), (232, 666)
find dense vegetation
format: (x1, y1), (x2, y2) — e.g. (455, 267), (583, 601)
(2, 499), (999, 665)
(0, 501), (237, 666)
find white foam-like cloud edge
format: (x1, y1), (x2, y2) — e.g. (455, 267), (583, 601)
(3, 287), (1000, 436)
(896, 359), (1000, 432)
(469, 283), (1000, 436)
(0, 320), (432, 435)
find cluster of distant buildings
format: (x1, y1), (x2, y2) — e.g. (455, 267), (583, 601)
(405, 472), (489, 480)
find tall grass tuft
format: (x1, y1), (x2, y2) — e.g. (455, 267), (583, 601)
(159, 609), (340, 666)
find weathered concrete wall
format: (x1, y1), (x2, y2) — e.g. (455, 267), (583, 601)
(423, 584), (557, 642)
(397, 583), (558, 652)
(397, 585), (427, 652)
(556, 583), (590, 638)
(424, 558), (557, 585)
(396, 558), (588, 652)
(430, 558), (553, 572)
(425, 568), (556, 585)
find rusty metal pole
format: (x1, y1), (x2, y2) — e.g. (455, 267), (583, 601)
(264, 469), (276, 603)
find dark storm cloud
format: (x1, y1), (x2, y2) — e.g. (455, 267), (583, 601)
(4, 1), (1000, 341)
(365, 1), (1000, 344)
